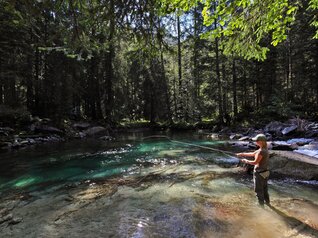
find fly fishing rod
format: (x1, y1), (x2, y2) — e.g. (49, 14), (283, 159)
(142, 135), (239, 159)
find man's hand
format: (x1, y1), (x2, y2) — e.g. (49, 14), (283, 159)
(236, 153), (243, 157)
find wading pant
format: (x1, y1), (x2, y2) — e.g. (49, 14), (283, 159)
(253, 171), (270, 206)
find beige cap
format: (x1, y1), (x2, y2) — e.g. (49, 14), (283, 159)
(252, 134), (267, 141)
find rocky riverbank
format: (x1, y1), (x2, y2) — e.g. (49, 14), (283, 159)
(1, 117), (318, 162)
(0, 118), (114, 152)
(203, 118), (318, 160)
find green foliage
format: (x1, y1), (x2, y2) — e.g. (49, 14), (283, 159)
(309, 0), (318, 38)
(164, 0), (312, 60)
(200, 0), (299, 60)
(0, 0), (318, 129)
(118, 119), (151, 128)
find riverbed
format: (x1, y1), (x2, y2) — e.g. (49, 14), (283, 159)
(1, 132), (318, 237)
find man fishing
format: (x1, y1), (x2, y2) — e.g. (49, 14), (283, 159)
(236, 134), (270, 207)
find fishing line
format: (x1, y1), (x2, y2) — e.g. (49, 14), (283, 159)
(141, 135), (239, 159)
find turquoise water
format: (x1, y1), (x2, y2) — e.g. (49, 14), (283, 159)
(0, 133), (231, 194)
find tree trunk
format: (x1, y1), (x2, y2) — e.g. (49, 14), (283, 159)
(316, 41), (318, 107)
(214, 16), (223, 124)
(255, 63), (261, 108)
(177, 13), (183, 120)
(0, 54), (3, 104)
(232, 58), (238, 118)
(90, 56), (97, 119)
(173, 76), (177, 118)
(286, 33), (292, 102)
(26, 42), (34, 112)
(34, 43), (40, 114)
(159, 36), (172, 123)
(104, 0), (115, 123)
(193, 4), (200, 120)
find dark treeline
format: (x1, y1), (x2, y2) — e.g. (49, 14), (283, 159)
(0, 0), (318, 127)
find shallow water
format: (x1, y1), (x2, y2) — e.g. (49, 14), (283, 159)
(1, 132), (318, 238)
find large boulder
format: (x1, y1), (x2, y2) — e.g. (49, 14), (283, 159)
(31, 125), (63, 135)
(84, 126), (108, 137)
(238, 136), (250, 141)
(72, 122), (91, 130)
(229, 134), (243, 140)
(271, 141), (298, 151)
(281, 125), (298, 135)
(269, 152), (318, 180)
(264, 121), (286, 135)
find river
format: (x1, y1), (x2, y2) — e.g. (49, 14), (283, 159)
(1, 132), (317, 237)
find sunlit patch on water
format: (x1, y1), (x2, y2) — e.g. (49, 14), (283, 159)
(13, 176), (42, 188)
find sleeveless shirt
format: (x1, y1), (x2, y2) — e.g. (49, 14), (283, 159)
(254, 148), (269, 172)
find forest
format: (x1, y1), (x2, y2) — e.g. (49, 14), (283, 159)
(1, 0), (318, 128)
(1, 1), (318, 237)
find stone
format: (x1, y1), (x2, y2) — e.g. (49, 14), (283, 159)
(207, 133), (219, 139)
(33, 125), (63, 135)
(8, 217), (22, 225)
(219, 127), (231, 134)
(0, 127), (14, 136)
(99, 136), (113, 141)
(247, 143), (258, 149)
(229, 134), (243, 140)
(0, 208), (9, 216)
(20, 140), (29, 146)
(0, 213), (13, 224)
(28, 138), (36, 144)
(11, 142), (21, 149)
(229, 141), (250, 147)
(238, 136), (250, 141)
(286, 138), (314, 146)
(73, 122), (91, 130)
(305, 130), (318, 138)
(294, 149), (318, 158)
(264, 121), (286, 134)
(84, 126), (108, 137)
(271, 141), (298, 151)
(282, 125), (298, 135)
(74, 132), (86, 138)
